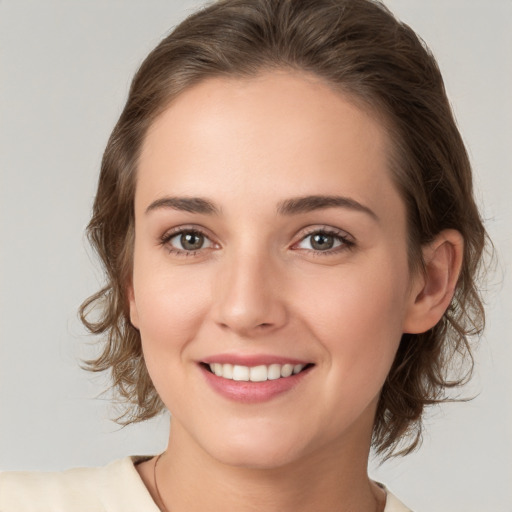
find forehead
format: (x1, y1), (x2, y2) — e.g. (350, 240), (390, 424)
(137, 70), (404, 224)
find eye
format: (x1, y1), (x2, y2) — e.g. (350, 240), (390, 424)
(294, 228), (353, 253)
(162, 228), (215, 255)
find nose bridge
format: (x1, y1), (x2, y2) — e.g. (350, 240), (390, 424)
(213, 239), (287, 336)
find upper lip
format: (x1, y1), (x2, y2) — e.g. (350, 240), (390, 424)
(201, 354), (312, 367)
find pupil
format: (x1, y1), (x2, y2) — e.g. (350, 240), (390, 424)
(181, 232), (203, 250)
(311, 233), (334, 250)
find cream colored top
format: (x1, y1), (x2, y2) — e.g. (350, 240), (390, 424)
(0, 457), (412, 511)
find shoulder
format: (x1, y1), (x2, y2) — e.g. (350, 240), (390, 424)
(0, 456), (160, 512)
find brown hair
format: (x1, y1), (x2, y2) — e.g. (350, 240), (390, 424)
(80, 0), (489, 458)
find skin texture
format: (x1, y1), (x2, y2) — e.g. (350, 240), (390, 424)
(129, 71), (463, 512)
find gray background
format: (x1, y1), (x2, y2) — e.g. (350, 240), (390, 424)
(1, 1), (511, 511)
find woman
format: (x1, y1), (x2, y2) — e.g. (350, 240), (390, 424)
(0, 0), (489, 510)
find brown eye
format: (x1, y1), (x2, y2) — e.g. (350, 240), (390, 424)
(166, 230), (214, 253)
(180, 232), (205, 250)
(310, 233), (335, 250)
(295, 229), (352, 254)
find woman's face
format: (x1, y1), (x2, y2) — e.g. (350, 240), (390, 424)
(129, 70), (421, 468)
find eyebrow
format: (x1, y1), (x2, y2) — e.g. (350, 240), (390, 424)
(277, 195), (378, 220)
(145, 196), (220, 215)
(145, 194), (377, 220)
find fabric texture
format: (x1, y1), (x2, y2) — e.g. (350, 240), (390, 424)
(0, 456), (412, 511)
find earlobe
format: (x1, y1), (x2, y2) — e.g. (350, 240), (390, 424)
(403, 229), (464, 334)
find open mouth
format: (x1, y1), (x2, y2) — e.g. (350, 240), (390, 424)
(201, 362), (314, 382)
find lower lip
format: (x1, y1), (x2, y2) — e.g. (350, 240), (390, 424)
(200, 365), (312, 403)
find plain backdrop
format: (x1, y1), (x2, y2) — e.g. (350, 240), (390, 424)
(1, 1), (511, 511)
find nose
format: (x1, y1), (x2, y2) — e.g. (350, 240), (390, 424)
(211, 246), (288, 337)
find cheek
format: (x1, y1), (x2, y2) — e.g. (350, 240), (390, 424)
(132, 266), (213, 411)
(132, 256), (212, 361)
(294, 256), (409, 383)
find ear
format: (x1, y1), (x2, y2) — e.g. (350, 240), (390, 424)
(403, 229), (464, 334)
(127, 283), (140, 330)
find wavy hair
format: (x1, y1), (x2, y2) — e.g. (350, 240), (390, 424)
(80, 0), (489, 458)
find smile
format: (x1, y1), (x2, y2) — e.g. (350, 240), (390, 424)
(200, 357), (314, 403)
(207, 363), (308, 382)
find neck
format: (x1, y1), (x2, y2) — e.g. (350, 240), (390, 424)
(146, 419), (384, 512)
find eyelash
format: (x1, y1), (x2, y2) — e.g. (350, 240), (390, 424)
(160, 226), (355, 257)
(160, 227), (215, 257)
(293, 227), (355, 256)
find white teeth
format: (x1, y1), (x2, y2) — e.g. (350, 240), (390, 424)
(280, 364), (293, 378)
(293, 364), (305, 374)
(222, 363), (233, 379)
(208, 362), (308, 381)
(249, 365), (267, 382)
(232, 365), (250, 381)
(267, 364), (281, 380)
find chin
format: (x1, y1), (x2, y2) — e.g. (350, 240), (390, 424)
(203, 430), (309, 470)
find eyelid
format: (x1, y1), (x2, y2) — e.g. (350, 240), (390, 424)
(160, 225), (219, 255)
(159, 224), (354, 257)
(291, 225), (355, 254)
